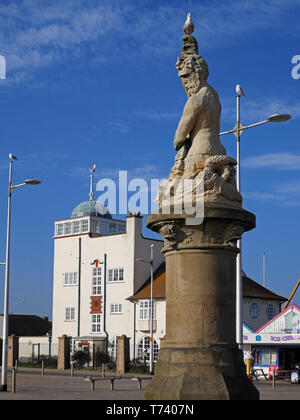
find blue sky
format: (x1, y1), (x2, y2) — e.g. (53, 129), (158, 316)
(0, 0), (300, 317)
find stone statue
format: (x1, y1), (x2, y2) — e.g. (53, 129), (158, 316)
(160, 32), (242, 208)
(145, 14), (258, 401)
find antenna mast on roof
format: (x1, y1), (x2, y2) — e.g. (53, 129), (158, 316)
(263, 252), (266, 288)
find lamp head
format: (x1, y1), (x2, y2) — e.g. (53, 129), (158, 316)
(268, 113), (292, 123)
(24, 179), (42, 186)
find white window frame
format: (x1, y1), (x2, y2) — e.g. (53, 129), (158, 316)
(63, 272), (78, 286)
(285, 311), (299, 331)
(73, 220), (80, 234)
(110, 304), (123, 314)
(137, 337), (159, 363)
(81, 219), (89, 233)
(92, 314), (101, 333)
(92, 267), (102, 296)
(109, 336), (119, 361)
(65, 307), (76, 321)
(108, 268), (124, 283)
(56, 223), (64, 236)
(64, 222), (72, 235)
(139, 299), (155, 321)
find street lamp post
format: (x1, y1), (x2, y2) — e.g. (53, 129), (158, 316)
(220, 88), (291, 350)
(136, 244), (154, 375)
(0, 154), (41, 392)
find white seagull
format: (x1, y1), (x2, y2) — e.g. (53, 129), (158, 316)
(9, 153), (18, 161)
(184, 13), (194, 35)
(236, 84), (246, 97)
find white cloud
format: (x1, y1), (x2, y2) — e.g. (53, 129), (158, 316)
(221, 96), (300, 124)
(245, 178), (300, 207)
(70, 163), (167, 182)
(243, 153), (300, 170)
(135, 110), (180, 121)
(0, 0), (299, 84)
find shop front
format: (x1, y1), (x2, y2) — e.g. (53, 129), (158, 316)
(243, 304), (300, 377)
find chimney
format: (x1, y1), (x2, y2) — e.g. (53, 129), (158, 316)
(126, 212), (143, 239)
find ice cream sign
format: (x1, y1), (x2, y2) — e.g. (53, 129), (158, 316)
(270, 335), (300, 342)
(243, 334), (300, 344)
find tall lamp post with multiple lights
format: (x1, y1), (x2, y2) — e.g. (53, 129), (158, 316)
(136, 244), (154, 375)
(220, 87), (291, 350)
(0, 154), (41, 392)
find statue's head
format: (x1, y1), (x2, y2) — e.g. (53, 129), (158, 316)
(176, 54), (209, 97)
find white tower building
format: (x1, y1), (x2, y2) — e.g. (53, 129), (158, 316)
(51, 165), (164, 360)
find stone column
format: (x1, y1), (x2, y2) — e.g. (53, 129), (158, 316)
(8, 335), (19, 368)
(144, 207), (259, 400)
(116, 335), (130, 374)
(57, 335), (71, 370)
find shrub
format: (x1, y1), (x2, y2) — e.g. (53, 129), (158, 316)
(40, 355), (57, 368)
(72, 351), (90, 367)
(94, 351), (110, 367)
(127, 358), (149, 374)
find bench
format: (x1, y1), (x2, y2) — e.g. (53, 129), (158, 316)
(250, 368), (268, 381)
(83, 375), (151, 391)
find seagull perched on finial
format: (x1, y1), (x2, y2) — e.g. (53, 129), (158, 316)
(236, 84), (246, 97)
(184, 13), (194, 35)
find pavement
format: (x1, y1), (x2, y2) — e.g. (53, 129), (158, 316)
(0, 368), (299, 401)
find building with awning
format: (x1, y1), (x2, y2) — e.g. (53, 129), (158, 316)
(243, 303), (300, 376)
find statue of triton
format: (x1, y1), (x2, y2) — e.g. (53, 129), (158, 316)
(158, 18), (242, 209)
(145, 14), (259, 401)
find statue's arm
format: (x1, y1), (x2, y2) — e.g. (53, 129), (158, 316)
(174, 97), (199, 151)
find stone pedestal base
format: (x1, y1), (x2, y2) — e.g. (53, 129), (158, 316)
(144, 206), (259, 400)
(145, 345), (258, 400)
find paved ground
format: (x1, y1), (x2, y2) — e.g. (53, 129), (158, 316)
(0, 368), (148, 400)
(0, 368), (299, 400)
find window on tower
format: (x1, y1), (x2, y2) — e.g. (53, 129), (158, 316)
(64, 222), (72, 235)
(81, 219), (89, 232)
(110, 304), (123, 314)
(55, 219), (90, 236)
(92, 267), (102, 295)
(56, 223), (64, 236)
(108, 268), (124, 283)
(73, 220), (80, 234)
(92, 314), (101, 333)
(63, 272), (78, 286)
(65, 307), (76, 321)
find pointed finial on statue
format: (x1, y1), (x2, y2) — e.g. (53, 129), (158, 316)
(89, 162), (96, 201)
(184, 13), (194, 35)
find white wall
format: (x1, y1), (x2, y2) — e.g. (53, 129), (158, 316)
(51, 214), (164, 361)
(19, 336), (58, 360)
